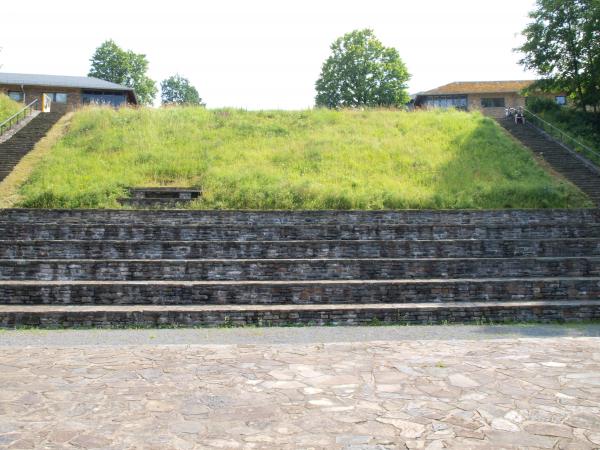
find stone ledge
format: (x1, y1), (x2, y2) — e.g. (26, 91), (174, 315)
(2, 300), (599, 328)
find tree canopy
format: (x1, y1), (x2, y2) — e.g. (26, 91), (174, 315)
(88, 40), (157, 105)
(516, 0), (600, 111)
(315, 29), (410, 108)
(160, 74), (203, 105)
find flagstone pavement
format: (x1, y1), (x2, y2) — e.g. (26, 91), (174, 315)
(1, 336), (600, 449)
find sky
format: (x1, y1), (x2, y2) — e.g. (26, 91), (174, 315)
(1, 0), (538, 109)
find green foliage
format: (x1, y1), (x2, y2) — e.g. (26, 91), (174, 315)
(526, 96), (561, 114)
(161, 74), (203, 105)
(527, 97), (600, 157)
(88, 40), (157, 105)
(0, 93), (22, 123)
(16, 106), (590, 209)
(517, 0), (600, 111)
(315, 29), (410, 108)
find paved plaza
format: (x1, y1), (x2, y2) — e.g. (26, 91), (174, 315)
(1, 326), (600, 449)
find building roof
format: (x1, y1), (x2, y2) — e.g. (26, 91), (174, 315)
(0, 72), (134, 92)
(419, 80), (536, 96)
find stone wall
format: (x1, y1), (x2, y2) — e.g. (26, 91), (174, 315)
(1, 257), (598, 281)
(1, 301), (598, 328)
(1, 208), (598, 226)
(1, 237), (598, 259)
(1, 277), (598, 306)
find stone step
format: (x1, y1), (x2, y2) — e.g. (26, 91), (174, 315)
(117, 198), (199, 208)
(127, 187), (202, 199)
(3, 257), (600, 281)
(0, 113), (63, 183)
(1, 277), (598, 305)
(2, 238), (599, 259)
(1, 222), (598, 241)
(498, 119), (600, 205)
(1, 208), (598, 226)
(1, 300), (599, 328)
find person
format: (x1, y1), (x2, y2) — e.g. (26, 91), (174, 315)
(515, 107), (525, 125)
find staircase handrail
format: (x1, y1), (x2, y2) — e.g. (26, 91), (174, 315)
(0, 99), (39, 136)
(523, 108), (600, 163)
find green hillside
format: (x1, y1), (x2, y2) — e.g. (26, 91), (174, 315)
(15, 106), (590, 209)
(0, 94), (23, 124)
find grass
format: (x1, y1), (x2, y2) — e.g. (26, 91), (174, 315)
(13, 105), (591, 209)
(0, 93), (23, 124)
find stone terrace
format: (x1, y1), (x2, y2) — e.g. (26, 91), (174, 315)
(0, 336), (599, 448)
(1, 208), (600, 327)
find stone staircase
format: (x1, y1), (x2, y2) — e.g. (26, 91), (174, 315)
(499, 118), (600, 205)
(0, 208), (600, 328)
(0, 112), (63, 182)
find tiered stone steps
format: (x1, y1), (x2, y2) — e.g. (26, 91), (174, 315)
(498, 118), (600, 204)
(0, 112), (63, 182)
(0, 208), (599, 327)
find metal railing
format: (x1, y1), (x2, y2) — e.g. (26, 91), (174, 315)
(523, 108), (600, 165)
(0, 99), (38, 136)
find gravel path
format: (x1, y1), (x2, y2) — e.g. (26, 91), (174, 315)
(1, 323), (600, 347)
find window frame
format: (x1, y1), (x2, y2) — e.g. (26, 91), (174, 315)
(481, 97), (506, 108)
(7, 91), (24, 102)
(425, 95), (468, 110)
(46, 93), (68, 103)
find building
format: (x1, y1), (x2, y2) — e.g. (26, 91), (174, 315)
(0, 72), (137, 113)
(413, 80), (567, 118)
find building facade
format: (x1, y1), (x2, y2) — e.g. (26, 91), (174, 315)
(413, 80), (567, 118)
(0, 73), (137, 113)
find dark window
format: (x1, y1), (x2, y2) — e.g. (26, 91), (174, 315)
(7, 91), (24, 102)
(425, 95), (468, 110)
(82, 90), (127, 107)
(481, 98), (505, 108)
(555, 96), (566, 105)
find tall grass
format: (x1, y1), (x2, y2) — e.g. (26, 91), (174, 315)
(16, 106), (590, 209)
(0, 94), (23, 124)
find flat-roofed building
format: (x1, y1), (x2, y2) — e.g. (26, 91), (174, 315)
(0, 72), (137, 113)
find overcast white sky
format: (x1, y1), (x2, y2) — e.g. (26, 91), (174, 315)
(1, 0), (538, 109)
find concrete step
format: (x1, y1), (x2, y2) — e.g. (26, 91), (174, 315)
(1, 277), (598, 305)
(2, 238), (599, 259)
(1, 208), (598, 226)
(3, 257), (600, 281)
(1, 222), (599, 241)
(1, 300), (599, 328)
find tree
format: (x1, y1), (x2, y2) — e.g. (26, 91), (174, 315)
(161, 74), (203, 105)
(516, 0), (600, 111)
(315, 29), (410, 108)
(88, 40), (157, 105)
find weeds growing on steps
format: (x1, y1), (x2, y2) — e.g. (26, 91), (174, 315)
(16, 105), (591, 209)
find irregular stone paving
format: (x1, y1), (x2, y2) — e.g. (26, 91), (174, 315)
(1, 338), (600, 449)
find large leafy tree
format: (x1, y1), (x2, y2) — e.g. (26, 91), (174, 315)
(516, 0), (600, 111)
(89, 40), (157, 105)
(161, 74), (203, 105)
(315, 29), (410, 108)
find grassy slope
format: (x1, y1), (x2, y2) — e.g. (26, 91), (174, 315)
(0, 94), (23, 124)
(16, 106), (590, 209)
